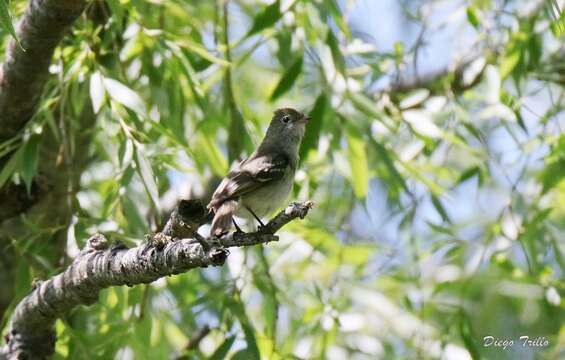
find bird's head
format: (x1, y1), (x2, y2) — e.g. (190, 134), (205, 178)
(265, 108), (310, 146)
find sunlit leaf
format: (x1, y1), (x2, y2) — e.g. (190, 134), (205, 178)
(103, 78), (147, 117)
(0, 0), (21, 48)
(466, 6), (480, 29)
(403, 109), (442, 139)
(500, 49), (521, 79)
(90, 72), (106, 114)
(346, 130), (369, 198)
(178, 39), (229, 66)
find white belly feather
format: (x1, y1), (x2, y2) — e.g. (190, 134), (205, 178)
(235, 170), (294, 221)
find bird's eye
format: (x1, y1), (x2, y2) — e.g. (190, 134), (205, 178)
(281, 115), (291, 123)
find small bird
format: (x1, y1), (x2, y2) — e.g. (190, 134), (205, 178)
(208, 108), (310, 237)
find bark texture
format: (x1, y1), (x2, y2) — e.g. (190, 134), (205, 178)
(0, 200), (313, 360)
(0, 0), (87, 142)
(0, 0), (89, 229)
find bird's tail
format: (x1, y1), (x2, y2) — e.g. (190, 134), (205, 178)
(210, 200), (237, 237)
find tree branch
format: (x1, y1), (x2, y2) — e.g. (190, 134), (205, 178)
(385, 55), (487, 96)
(0, 200), (313, 360)
(0, 0), (87, 142)
(0, 0), (88, 225)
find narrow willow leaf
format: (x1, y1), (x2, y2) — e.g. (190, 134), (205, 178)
(0, 147), (21, 188)
(403, 109), (442, 139)
(348, 92), (386, 122)
(21, 134), (40, 192)
(103, 78), (147, 117)
(346, 131), (369, 198)
(431, 195), (451, 223)
(270, 55), (302, 101)
(179, 39), (229, 66)
(246, 0), (281, 37)
(227, 104), (251, 163)
(401, 160), (444, 196)
(0, 0), (22, 48)
(209, 336), (236, 360)
(299, 93), (327, 160)
(225, 297), (261, 360)
(90, 72), (106, 114)
(324, 0), (350, 37)
(195, 133), (228, 176)
(326, 29), (345, 73)
(371, 139), (410, 194)
(499, 50), (521, 79)
(134, 147), (160, 212)
(466, 6), (480, 29)
(457, 166), (481, 184)
(459, 312), (482, 360)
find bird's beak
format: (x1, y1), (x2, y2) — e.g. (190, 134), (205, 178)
(301, 115), (311, 123)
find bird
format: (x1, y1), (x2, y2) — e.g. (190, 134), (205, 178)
(207, 107), (310, 237)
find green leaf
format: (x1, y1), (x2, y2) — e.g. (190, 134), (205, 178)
(247, 0), (281, 37)
(270, 55), (303, 101)
(0, 147), (21, 188)
(547, 0), (564, 36)
(371, 139), (410, 194)
(500, 49), (521, 79)
(232, 348), (259, 360)
(326, 29), (345, 73)
(21, 134), (40, 192)
(227, 104), (251, 163)
(178, 39), (230, 66)
(459, 312), (482, 360)
(323, 0), (350, 37)
(209, 336), (236, 360)
(393, 41), (404, 63)
(239, 320), (260, 359)
(401, 161), (444, 197)
(134, 147), (160, 212)
(225, 297), (261, 360)
(431, 195), (451, 223)
(346, 130), (369, 198)
(348, 93), (386, 122)
(299, 93), (327, 160)
(457, 166), (481, 184)
(103, 78), (147, 117)
(539, 158), (565, 194)
(0, 0), (22, 48)
(195, 126), (228, 176)
(466, 6), (480, 29)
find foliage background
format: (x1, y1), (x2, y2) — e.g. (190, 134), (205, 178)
(0, 0), (564, 359)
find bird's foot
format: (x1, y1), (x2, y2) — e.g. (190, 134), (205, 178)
(232, 218), (245, 234)
(244, 205), (265, 230)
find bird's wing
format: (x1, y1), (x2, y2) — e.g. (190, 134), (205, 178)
(207, 153), (289, 210)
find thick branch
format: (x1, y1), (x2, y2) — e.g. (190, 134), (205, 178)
(0, 200), (313, 360)
(0, 0), (87, 142)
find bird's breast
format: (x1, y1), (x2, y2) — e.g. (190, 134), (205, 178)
(237, 171), (295, 220)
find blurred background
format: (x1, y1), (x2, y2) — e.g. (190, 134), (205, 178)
(0, 0), (564, 359)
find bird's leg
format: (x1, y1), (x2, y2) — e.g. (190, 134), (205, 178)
(232, 218), (245, 234)
(245, 206), (265, 231)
